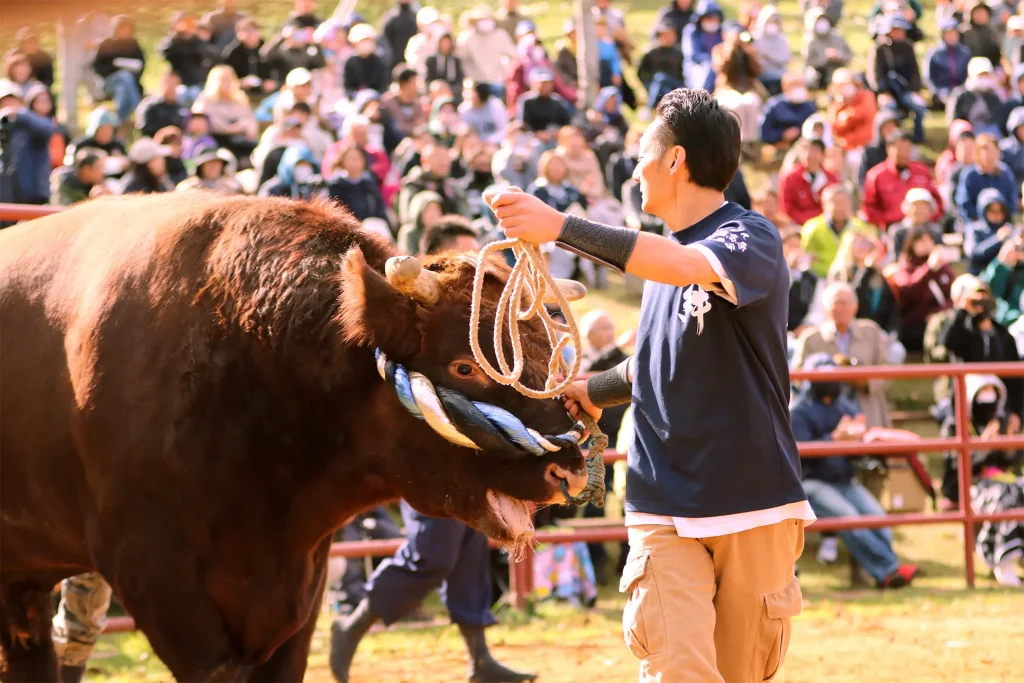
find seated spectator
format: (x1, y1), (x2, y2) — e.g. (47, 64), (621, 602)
(425, 33), (464, 103)
(202, 0), (249, 52)
(427, 96), (460, 148)
(869, 16), (927, 144)
(888, 187), (944, 256)
(759, 72), (817, 152)
(515, 68), (571, 143)
(506, 35), (577, 116)
(652, 0), (698, 40)
(397, 190), (445, 255)
(862, 132), (943, 229)
(176, 146), (241, 194)
(923, 273), (984, 408)
(713, 32), (767, 149)
(492, 122), (540, 189)
(351, 90), (403, 157)
(253, 114), (305, 187)
(119, 137), (175, 195)
(1000, 107), (1024, 184)
(257, 144), (327, 200)
(24, 85), (66, 172)
(337, 113), (393, 197)
(275, 0), (322, 33)
(50, 150), (106, 207)
(192, 66), (259, 162)
(926, 18), (972, 109)
(0, 85), (56, 205)
(682, 1), (724, 92)
(964, 188), (1014, 274)
(885, 227), (955, 351)
(955, 133), (1019, 220)
(13, 28), (54, 89)
(311, 19), (350, 124)
(91, 15), (145, 124)
(397, 143), (469, 225)
(136, 70), (189, 139)
(792, 353), (919, 589)
(860, 112), (901, 184)
(154, 126), (187, 187)
(961, 1), (1002, 68)
(381, 66), (427, 139)
(982, 234), (1024, 326)
(752, 5), (789, 96)
(405, 6), (447, 75)
(528, 151), (590, 280)
(1004, 15), (1024, 78)
(964, 375), (1024, 586)
(457, 5), (517, 95)
(326, 143), (389, 224)
(555, 125), (606, 204)
(593, 14), (626, 100)
(157, 12), (216, 106)
(66, 106), (128, 176)
(827, 70), (877, 176)
(341, 24), (389, 98)
(1000, 66), (1024, 135)
(636, 23), (683, 111)
(936, 120), (974, 190)
(222, 18), (276, 97)
(606, 128), (640, 203)
(947, 57), (1005, 137)
(779, 138), (838, 226)
(802, 184), (875, 278)
(829, 230), (900, 334)
(783, 228), (827, 336)
(181, 112), (217, 162)
(264, 22), (326, 84)
(0, 50), (41, 102)
(872, 0), (924, 43)
(590, 86), (630, 140)
(754, 187), (798, 232)
(802, 9), (851, 90)
(460, 145), (497, 220)
(794, 283), (897, 427)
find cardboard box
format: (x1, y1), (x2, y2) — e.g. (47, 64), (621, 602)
(880, 465), (929, 513)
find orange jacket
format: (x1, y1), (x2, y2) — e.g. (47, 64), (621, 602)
(827, 90), (877, 151)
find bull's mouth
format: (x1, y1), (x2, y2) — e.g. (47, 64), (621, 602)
(486, 490), (535, 544)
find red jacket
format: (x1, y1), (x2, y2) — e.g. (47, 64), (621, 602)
(778, 163), (838, 225)
(861, 160), (944, 229)
(885, 259), (954, 329)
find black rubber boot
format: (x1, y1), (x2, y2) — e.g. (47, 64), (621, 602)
(329, 598), (379, 683)
(458, 624), (538, 682)
(60, 665), (86, 683)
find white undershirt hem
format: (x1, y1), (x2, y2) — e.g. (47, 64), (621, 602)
(625, 501), (817, 539)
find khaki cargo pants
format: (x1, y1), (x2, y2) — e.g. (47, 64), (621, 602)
(620, 520), (805, 683)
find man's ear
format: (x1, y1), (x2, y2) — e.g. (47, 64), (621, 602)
(336, 246), (422, 358)
(669, 146), (686, 176)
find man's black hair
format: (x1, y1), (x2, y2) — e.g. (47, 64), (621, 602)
(75, 153), (102, 171)
(421, 215), (478, 255)
(804, 137), (826, 152)
(289, 101), (313, 115)
(393, 65), (418, 85)
(652, 88), (740, 192)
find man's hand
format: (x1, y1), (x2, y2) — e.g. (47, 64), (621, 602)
(490, 191), (565, 244)
(1009, 413), (1021, 435)
(562, 380), (602, 424)
(782, 127), (800, 142)
(998, 238), (1021, 267)
(928, 249), (948, 271)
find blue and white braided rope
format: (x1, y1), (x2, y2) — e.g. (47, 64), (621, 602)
(375, 349), (585, 456)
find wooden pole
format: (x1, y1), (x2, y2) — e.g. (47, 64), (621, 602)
(56, 14), (80, 133)
(575, 0), (600, 110)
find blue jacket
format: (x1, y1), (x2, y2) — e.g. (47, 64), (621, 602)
(258, 144), (326, 199)
(964, 188), (1011, 275)
(681, 1), (723, 89)
(759, 95), (817, 144)
(3, 107), (57, 203)
(925, 43), (971, 99)
(791, 391), (861, 485)
(999, 64), (1024, 134)
(999, 107), (1024, 183)
(955, 162), (1020, 220)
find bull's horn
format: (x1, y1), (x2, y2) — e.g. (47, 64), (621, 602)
(385, 256), (441, 306)
(543, 279), (587, 304)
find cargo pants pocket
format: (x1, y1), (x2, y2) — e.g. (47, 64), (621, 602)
(619, 550), (668, 659)
(756, 576), (803, 681)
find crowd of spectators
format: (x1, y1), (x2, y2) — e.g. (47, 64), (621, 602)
(0, 0), (1021, 588)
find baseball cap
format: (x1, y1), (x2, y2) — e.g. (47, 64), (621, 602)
(128, 137), (172, 165)
(902, 187), (936, 209)
(348, 22), (377, 45)
(530, 67), (555, 83)
(968, 56), (994, 79)
(285, 67), (313, 87)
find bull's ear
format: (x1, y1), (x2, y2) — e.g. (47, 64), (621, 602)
(337, 246), (422, 358)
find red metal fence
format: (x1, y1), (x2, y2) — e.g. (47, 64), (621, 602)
(2, 205), (1022, 630)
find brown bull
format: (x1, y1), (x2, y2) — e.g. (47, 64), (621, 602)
(0, 193), (588, 681)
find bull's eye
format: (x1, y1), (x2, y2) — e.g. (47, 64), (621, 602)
(456, 364), (474, 377)
(449, 360), (483, 381)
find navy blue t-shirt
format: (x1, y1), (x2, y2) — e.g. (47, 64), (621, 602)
(627, 202), (808, 518)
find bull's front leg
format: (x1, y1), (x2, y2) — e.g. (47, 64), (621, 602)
(246, 539), (331, 683)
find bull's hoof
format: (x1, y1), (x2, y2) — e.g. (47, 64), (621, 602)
(469, 659), (539, 683)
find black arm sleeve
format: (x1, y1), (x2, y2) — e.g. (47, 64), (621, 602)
(557, 214), (640, 275)
(586, 358), (633, 408)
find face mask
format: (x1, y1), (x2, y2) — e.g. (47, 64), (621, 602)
(976, 388), (999, 404)
(840, 84), (858, 98)
(356, 39), (375, 56)
(530, 46), (546, 61)
(477, 19), (495, 32)
(293, 164), (314, 184)
(764, 22), (781, 36)
(788, 87), (809, 103)
(814, 20), (830, 35)
(973, 75), (995, 91)
(702, 21), (721, 33)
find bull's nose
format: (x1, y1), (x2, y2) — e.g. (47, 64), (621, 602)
(544, 462), (588, 504)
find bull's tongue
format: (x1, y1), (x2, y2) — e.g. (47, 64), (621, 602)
(486, 490), (534, 537)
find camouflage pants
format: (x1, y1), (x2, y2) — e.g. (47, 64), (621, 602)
(52, 572), (113, 667)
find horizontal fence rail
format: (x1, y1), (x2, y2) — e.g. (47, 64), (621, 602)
(4, 206), (1020, 625)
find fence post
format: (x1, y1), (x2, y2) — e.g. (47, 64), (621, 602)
(953, 373), (977, 588)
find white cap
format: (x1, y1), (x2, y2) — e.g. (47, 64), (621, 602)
(285, 67), (313, 87)
(968, 56), (994, 79)
(128, 137), (172, 164)
(417, 6), (441, 26)
(347, 22), (377, 45)
(902, 187), (936, 209)
(1010, 15), (1024, 31)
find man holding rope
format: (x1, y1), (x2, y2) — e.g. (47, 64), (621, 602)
(490, 88), (815, 683)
